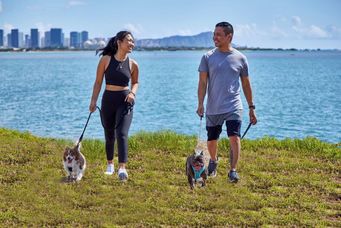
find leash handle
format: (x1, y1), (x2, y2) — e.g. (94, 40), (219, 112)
(197, 115), (203, 144)
(77, 111), (93, 145)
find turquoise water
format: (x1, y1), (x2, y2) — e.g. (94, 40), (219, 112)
(0, 50), (340, 143)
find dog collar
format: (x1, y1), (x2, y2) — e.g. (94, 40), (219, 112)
(191, 165), (205, 180)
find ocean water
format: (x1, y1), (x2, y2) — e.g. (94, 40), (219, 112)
(0, 50), (340, 143)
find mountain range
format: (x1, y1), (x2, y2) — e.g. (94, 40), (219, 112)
(135, 32), (215, 48)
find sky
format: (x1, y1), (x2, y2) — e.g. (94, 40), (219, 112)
(0, 0), (341, 49)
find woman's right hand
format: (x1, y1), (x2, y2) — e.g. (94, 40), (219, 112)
(89, 101), (97, 113)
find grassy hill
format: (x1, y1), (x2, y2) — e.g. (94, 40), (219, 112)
(0, 128), (340, 226)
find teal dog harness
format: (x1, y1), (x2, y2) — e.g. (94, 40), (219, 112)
(192, 165), (206, 180)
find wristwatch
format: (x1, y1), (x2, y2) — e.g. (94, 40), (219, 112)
(249, 105), (256, 110)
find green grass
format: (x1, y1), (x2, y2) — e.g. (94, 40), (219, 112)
(0, 128), (340, 226)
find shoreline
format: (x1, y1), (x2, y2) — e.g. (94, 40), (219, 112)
(1, 127), (340, 146)
(1, 47), (340, 53)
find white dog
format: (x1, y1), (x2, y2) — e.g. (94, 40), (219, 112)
(63, 143), (86, 182)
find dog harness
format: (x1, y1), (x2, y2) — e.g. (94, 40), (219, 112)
(191, 165), (206, 180)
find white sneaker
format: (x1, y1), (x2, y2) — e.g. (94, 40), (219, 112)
(118, 168), (128, 181)
(104, 164), (114, 175)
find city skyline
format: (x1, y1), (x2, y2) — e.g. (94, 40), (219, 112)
(0, 27), (92, 48)
(1, 0), (341, 49)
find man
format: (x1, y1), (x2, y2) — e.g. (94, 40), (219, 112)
(197, 22), (257, 183)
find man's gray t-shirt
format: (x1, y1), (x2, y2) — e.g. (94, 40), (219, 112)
(198, 48), (249, 115)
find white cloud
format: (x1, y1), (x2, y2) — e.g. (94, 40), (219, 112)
(293, 24), (329, 39)
(123, 23), (143, 36)
(34, 22), (53, 33)
(276, 16), (288, 24)
(307, 25), (329, 38)
(234, 24), (266, 39)
(68, 1), (86, 6)
(233, 17), (340, 45)
(177, 30), (193, 36)
(289, 16), (334, 39)
(3, 23), (14, 34)
(291, 16), (302, 27)
(229, 16), (340, 48)
(326, 25), (341, 38)
(271, 26), (288, 39)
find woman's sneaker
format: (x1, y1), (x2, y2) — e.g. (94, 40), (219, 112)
(118, 168), (128, 181)
(208, 159), (218, 177)
(104, 164), (114, 175)
(228, 170), (240, 183)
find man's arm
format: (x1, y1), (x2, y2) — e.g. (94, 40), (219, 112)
(197, 71), (208, 117)
(241, 76), (257, 125)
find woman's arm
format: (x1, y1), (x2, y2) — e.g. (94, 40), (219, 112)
(89, 56), (108, 112)
(126, 59), (139, 103)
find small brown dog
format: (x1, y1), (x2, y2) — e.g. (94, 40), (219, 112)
(63, 143), (86, 182)
(186, 148), (208, 189)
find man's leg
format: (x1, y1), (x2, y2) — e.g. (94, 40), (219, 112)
(207, 140), (218, 161)
(229, 135), (240, 170)
(226, 120), (242, 182)
(206, 125), (222, 177)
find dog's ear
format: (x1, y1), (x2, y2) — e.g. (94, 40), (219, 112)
(200, 151), (204, 156)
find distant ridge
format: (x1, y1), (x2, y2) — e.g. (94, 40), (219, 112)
(135, 32), (215, 48)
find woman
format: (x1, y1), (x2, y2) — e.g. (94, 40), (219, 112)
(89, 31), (139, 181)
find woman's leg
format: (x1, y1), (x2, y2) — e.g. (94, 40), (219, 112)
(101, 91), (117, 164)
(115, 103), (133, 169)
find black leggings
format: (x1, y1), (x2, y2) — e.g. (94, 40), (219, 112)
(101, 90), (133, 163)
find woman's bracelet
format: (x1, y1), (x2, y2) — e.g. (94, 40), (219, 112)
(129, 91), (136, 97)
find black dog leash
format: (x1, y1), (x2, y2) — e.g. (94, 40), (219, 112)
(241, 122), (252, 139)
(77, 111), (93, 146)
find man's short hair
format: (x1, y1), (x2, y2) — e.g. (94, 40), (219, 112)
(215, 22), (234, 35)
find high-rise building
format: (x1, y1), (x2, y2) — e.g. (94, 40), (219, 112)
(62, 32), (65, 46)
(64, 37), (70, 48)
(31, 29), (39, 48)
(7, 34), (11, 47)
(44, 31), (50, 48)
(19, 32), (24, 48)
(50, 28), (63, 48)
(70, 31), (80, 48)
(81, 31), (89, 48)
(11, 29), (19, 48)
(0, 29), (3, 47)
(25, 34), (30, 48)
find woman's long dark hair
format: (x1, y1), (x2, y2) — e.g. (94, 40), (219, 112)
(96, 31), (133, 56)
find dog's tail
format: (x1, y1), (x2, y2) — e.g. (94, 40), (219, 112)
(75, 141), (81, 149)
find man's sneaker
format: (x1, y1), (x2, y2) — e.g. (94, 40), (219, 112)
(118, 168), (128, 181)
(207, 159), (218, 177)
(104, 164), (114, 175)
(228, 170), (240, 183)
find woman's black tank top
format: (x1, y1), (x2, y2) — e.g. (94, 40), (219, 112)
(105, 56), (131, 86)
